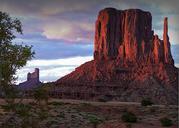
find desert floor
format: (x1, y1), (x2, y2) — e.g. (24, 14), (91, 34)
(0, 99), (178, 128)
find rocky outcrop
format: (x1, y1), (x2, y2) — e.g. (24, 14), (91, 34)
(94, 8), (153, 62)
(56, 8), (178, 105)
(163, 17), (174, 64)
(18, 68), (41, 90)
(94, 8), (173, 65)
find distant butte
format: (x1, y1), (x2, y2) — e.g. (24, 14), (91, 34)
(18, 68), (41, 90)
(94, 8), (173, 65)
(56, 8), (178, 105)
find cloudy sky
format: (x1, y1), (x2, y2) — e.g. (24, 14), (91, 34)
(0, 0), (178, 83)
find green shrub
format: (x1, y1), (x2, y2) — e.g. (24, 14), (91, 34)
(48, 101), (64, 106)
(160, 117), (173, 127)
(34, 87), (47, 99)
(1, 103), (31, 116)
(33, 87), (48, 105)
(141, 98), (153, 106)
(37, 109), (49, 120)
(58, 112), (65, 118)
(98, 98), (107, 102)
(1, 104), (14, 111)
(14, 103), (32, 117)
(80, 103), (91, 107)
(126, 123), (132, 128)
(97, 95), (112, 102)
(88, 115), (103, 128)
(149, 107), (156, 113)
(121, 112), (137, 123)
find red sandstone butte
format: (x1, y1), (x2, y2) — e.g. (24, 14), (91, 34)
(94, 8), (173, 64)
(56, 8), (178, 105)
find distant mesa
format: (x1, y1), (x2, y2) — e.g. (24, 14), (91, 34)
(18, 68), (41, 90)
(56, 8), (178, 104)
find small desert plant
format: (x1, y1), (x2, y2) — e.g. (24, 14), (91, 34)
(37, 109), (49, 120)
(32, 87), (50, 127)
(141, 98), (153, 106)
(121, 112), (137, 123)
(1, 104), (14, 112)
(48, 101), (64, 106)
(98, 96), (109, 102)
(125, 123), (132, 128)
(3, 86), (19, 104)
(88, 115), (103, 128)
(33, 86), (49, 106)
(160, 117), (173, 127)
(80, 102), (91, 107)
(149, 107), (156, 113)
(14, 103), (31, 117)
(58, 112), (65, 118)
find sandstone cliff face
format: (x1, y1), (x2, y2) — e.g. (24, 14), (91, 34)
(57, 8), (178, 104)
(94, 8), (153, 62)
(94, 8), (173, 65)
(163, 17), (174, 64)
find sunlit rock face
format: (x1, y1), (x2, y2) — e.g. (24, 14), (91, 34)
(163, 17), (174, 64)
(94, 8), (173, 65)
(57, 8), (178, 105)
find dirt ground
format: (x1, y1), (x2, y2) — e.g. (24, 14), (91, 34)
(0, 98), (178, 128)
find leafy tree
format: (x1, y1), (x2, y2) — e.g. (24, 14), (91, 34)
(0, 11), (34, 93)
(0, 12), (34, 128)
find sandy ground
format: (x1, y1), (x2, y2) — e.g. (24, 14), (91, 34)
(0, 98), (177, 107)
(0, 98), (178, 128)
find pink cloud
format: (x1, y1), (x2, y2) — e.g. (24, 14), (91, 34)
(42, 20), (94, 43)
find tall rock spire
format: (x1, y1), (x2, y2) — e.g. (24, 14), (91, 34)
(163, 17), (173, 64)
(163, 17), (168, 36)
